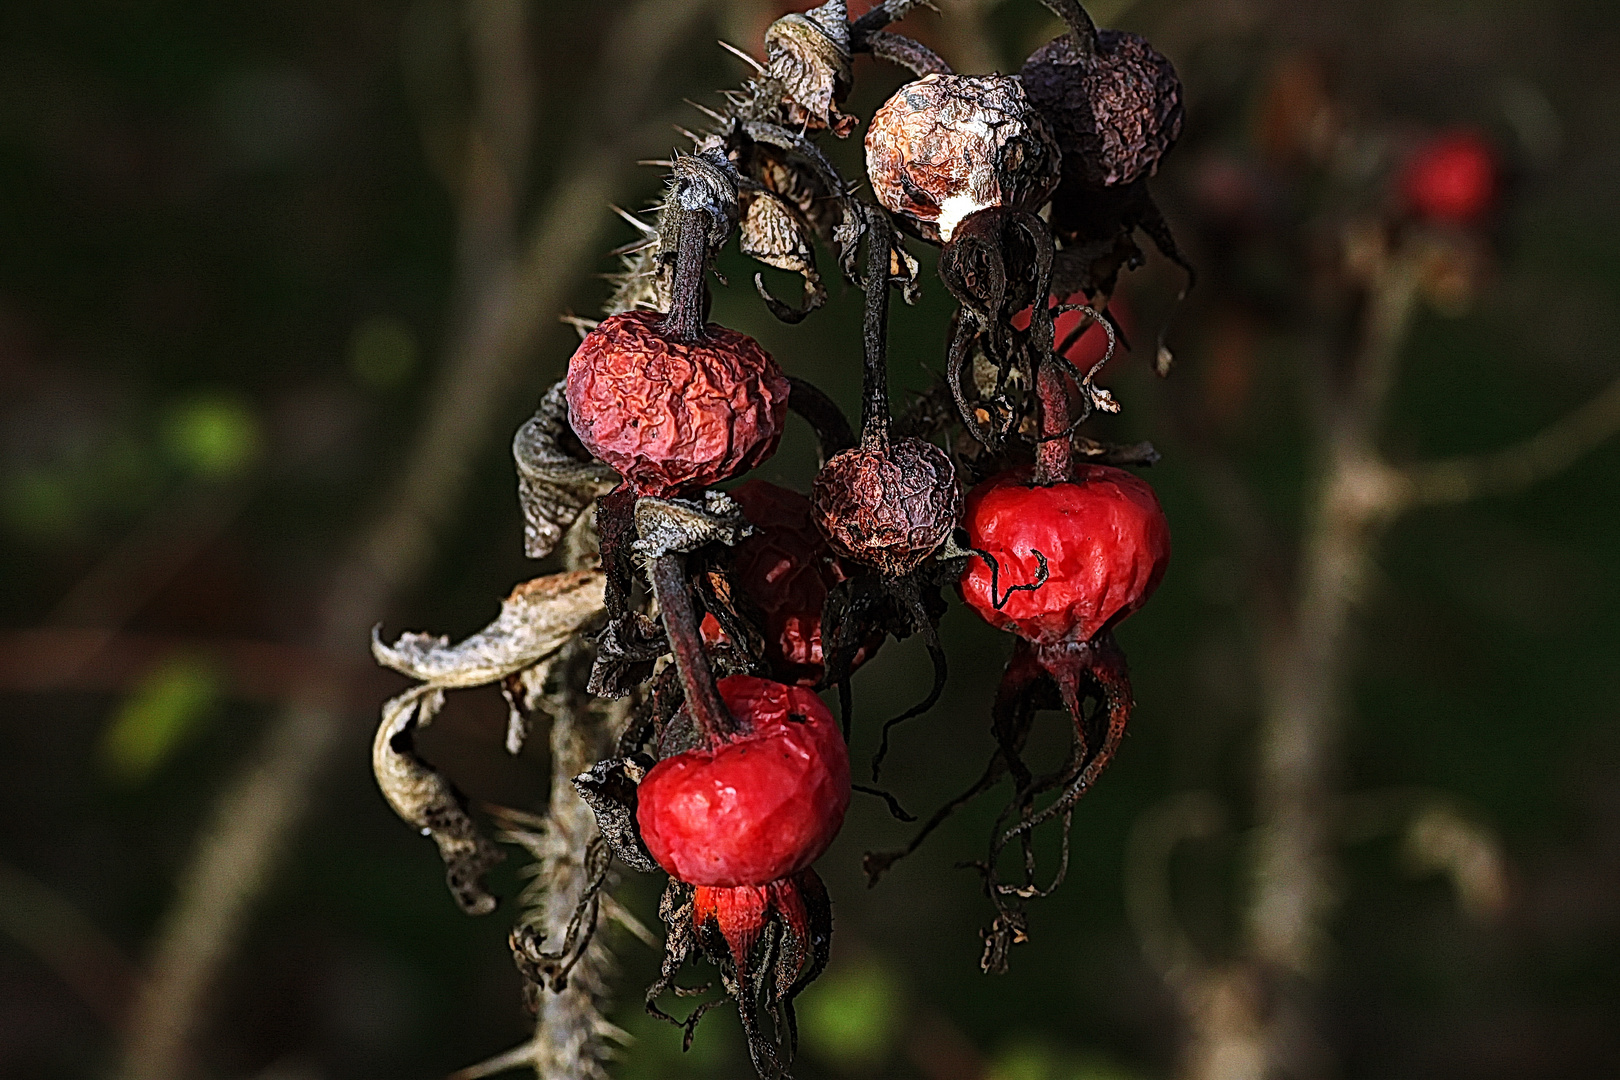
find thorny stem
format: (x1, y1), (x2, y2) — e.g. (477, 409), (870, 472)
(113, 2), (717, 1077)
(661, 207), (712, 344)
(650, 552), (737, 746)
(860, 210), (895, 450)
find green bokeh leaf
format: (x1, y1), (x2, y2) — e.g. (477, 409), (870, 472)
(100, 655), (222, 785)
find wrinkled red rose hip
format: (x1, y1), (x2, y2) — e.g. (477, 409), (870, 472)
(960, 464), (1170, 645)
(565, 311), (790, 498)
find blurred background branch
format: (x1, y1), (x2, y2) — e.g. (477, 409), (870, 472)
(113, 2), (718, 1078)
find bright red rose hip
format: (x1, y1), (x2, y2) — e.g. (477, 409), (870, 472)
(636, 675), (849, 888)
(960, 464), (1170, 645)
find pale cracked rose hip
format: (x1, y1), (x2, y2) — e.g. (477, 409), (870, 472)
(637, 674), (849, 886)
(565, 311), (789, 498)
(865, 73), (1061, 243)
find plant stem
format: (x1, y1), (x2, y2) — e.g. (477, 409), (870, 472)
(650, 552), (736, 745)
(1039, 0), (1099, 58)
(660, 207), (711, 344)
(859, 209), (894, 450)
(1034, 357), (1072, 485)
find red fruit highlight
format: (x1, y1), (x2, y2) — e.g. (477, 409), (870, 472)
(960, 465), (1170, 645)
(698, 481), (850, 684)
(565, 311), (790, 498)
(1400, 130), (1499, 226)
(1011, 293), (1135, 371)
(637, 675), (850, 887)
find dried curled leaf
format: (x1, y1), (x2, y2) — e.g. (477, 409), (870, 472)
(572, 756), (659, 873)
(739, 189), (826, 322)
(373, 569), (607, 689)
(371, 569), (607, 913)
(373, 686), (505, 915)
(765, 0), (855, 137)
(513, 383), (620, 560)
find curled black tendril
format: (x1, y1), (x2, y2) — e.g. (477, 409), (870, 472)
(972, 546), (1051, 610)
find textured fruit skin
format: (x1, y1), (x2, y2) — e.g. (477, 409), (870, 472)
(812, 439), (962, 577)
(1400, 130), (1498, 225)
(637, 675), (850, 887)
(865, 73), (1062, 243)
(960, 465), (1169, 645)
(565, 311), (790, 497)
(698, 481), (846, 683)
(1020, 31), (1184, 189)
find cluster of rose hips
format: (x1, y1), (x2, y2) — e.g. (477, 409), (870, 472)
(557, 1), (1182, 1074)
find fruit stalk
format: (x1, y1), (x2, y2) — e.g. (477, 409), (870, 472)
(1034, 339), (1073, 485)
(859, 209), (894, 450)
(1039, 0), (1098, 58)
(650, 552), (737, 746)
(661, 207), (711, 344)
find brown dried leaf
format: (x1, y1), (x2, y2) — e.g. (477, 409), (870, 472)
(373, 686), (505, 915)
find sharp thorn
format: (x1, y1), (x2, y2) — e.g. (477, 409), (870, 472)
(683, 98), (727, 124)
(609, 204), (658, 235)
(717, 39), (767, 73)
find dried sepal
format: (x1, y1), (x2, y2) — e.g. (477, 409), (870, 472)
(572, 756), (659, 873)
(765, 0), (855, 137)
(373, 685), (505, 915)
(372, 569), (607, 689)
(513, 382), (620, 560)
(656, 142), (741, 277)
(739, 188), (827, 323)
(632, 489), (753, 559)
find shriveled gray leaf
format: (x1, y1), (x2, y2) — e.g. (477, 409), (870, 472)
(631, 491), (751, 559)
(513, 383), (620, 560)
(572, 757), (658, 873)
(740, 189), (827, 320)
(373, 685), (504, 915)
(372, 569), (607, 688)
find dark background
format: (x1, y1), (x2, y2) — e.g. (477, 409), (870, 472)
(3, 1), (1619, 1078)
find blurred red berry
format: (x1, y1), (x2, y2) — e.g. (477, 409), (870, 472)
(1400, 130), (1499, 226)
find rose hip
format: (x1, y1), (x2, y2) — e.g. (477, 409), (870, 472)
(1020, 17), (1184, 189)
(565, 312), (789, 498)
(865, 73), (1062, 243)
(698, 480), (854, 684)
(959, 463), (1169, 644)
(637, 675), (849, 886)
(1399, 129), (1499, 226)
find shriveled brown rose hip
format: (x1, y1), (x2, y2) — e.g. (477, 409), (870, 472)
(811, 438), (960, 578)
(865, 73), (1062, 243)
(1020, 18), (1183, 188)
